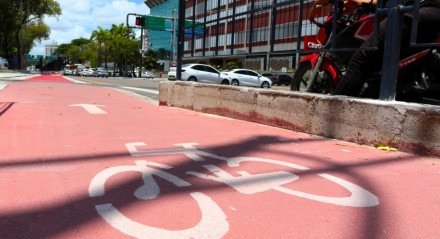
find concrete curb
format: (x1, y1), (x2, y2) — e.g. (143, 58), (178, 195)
(159, 81), (440, 157)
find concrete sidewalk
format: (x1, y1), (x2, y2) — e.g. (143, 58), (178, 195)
(0, 70), (39, 81)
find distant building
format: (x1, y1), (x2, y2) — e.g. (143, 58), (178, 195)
(45, 43), (58, 57)
(144, 0), (178, 51)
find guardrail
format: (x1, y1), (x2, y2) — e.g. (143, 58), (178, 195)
(175, 0), (439, 103)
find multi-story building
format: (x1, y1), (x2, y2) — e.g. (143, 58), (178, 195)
(184, 0), (329, 71)
(45, 43), (58, 57)
(146, 0), (328, 71)
(144, 0), (178, 52)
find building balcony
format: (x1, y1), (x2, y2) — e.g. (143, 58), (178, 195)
(144, 0), (168, 8)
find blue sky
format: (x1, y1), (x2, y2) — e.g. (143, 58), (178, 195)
(30, 0), (149, 55)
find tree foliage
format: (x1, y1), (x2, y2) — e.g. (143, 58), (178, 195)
(0, 0), (61, 68)
(58, 24), (161, 75)
(225, 61), (242, 70)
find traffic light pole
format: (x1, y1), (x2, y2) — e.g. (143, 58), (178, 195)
(139, 28), (143, 78)
(176, 1), (185, 80)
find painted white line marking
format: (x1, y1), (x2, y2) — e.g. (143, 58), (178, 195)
(114, 88), (157, 105)
(120, 86), (159, 95)
(0, 83), (7, 91)
(69, 104), (107, 114)
(95, 192), (229, 239)
(63, 76), (89, 84)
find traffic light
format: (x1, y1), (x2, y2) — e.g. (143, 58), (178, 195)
(135, 16), (145, 27)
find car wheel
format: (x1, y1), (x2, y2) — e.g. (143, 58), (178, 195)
(221, 79), (229, 85)
(261, 81), (270, 88)
(188, 76), (197, 82)
(231, 79), (239, 86)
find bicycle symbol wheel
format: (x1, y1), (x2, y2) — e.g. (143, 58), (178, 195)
(89, 160), (229, 239)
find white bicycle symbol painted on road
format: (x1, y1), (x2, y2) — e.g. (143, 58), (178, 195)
(89, 142), (379, 239)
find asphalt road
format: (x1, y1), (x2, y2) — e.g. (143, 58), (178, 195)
(68, 76), (292, 102)
(69, 76), (163, 101)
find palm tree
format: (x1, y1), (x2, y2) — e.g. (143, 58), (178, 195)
(90, 27), (110, 68)
(108, 24), (137, 76)
(109, 24), (132, 38)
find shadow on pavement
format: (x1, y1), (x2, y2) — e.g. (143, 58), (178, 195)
(0, 135), (418, 239)
(0, 102), (14, 117)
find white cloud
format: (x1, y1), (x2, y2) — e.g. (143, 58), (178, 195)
(30, 0), (149, 55)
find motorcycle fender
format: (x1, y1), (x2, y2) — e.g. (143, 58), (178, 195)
(299, 54), (341, 85)
(300, 54), (320, 67)
(321, 59), (341, 85)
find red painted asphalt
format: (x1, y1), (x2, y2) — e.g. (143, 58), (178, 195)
(28, 74), (72, 83)
(0, 75), (438, 238)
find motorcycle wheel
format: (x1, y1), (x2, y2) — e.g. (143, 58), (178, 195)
(291, 63), (335, 94)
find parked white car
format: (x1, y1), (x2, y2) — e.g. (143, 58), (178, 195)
(80, 69), (94, 77)
(181, 64), (230, 85)
(63, 69), (73, 76)
(168, 67), (176, 80)
(222, 69), (272, 88)
(142, 71), (154, 78)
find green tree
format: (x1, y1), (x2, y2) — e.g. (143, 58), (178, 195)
(143, 50), (158, 69)
(54, 43), (70, 55)
(107, 24), (139, 75)
(156, 48), (171, 60)
(0, 0), (61, 68)
(90, 27), (110, 68)
(55, 38), (96, 65)
(225, 61), (242, 70)
(54, 24), (142, 72)
(21, 23), (51, 56)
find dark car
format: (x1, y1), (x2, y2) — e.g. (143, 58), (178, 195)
(262, 73), (278, 83)
(274, 74), (293, 86)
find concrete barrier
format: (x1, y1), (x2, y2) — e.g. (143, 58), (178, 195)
(159, 81), (440, 157)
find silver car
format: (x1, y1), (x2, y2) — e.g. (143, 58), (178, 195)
(63, 69), (73, 76)
(94, 68), (109, 77)
(223, 69), (272, 88)
(181, 64), (230, 85)
(141, 71), (154, 78)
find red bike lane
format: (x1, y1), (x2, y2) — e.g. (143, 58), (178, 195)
(0, 76), (438, 239)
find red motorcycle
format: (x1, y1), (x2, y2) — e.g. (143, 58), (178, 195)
(291, 3), (440, 104)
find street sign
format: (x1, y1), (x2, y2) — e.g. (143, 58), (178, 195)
(144, 16), (165, 31)
(184, 29), (204, 37)
(184, 20), (203, 29)
(184, 20), (204, 37)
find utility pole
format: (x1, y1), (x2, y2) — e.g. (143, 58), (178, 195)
(171, 10), (177, 61)
(176, 1), (185, 80)
(139, 28), (144, 78)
